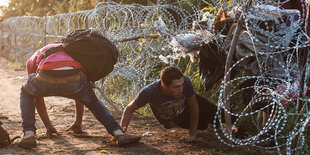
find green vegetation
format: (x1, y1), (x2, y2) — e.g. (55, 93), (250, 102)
(0, 0), (94, 19)
(0, 0), (211, 20)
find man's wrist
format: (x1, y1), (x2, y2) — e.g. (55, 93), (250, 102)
(121, 126), (127, 132)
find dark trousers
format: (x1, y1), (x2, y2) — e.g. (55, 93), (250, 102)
(177, 94), (217, 130)
(20, 71), (121, 135)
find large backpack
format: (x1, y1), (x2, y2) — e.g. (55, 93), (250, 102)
(44, 29), (119, 81)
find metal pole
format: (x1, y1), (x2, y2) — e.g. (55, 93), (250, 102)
(223, 0), (252, 134)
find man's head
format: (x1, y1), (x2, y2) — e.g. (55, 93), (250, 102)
(160, 66), (184, 98)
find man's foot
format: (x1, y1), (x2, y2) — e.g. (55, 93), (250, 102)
(114, 134), (141, 146)
(17, 131), (37, 149)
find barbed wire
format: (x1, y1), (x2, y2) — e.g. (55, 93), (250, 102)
(213, 0), (310, 154)
(0, 0), (309, 154)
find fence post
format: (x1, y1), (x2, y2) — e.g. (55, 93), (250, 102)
(223, 0), (252, 134)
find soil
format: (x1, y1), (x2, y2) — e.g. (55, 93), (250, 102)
(0, 57), (273, 154)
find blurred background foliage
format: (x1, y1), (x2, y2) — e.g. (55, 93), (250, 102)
(0, 0), (209, 20)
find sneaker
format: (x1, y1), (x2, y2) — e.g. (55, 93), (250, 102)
(17, 136), (37, 149)
(114, 134), (141, 146)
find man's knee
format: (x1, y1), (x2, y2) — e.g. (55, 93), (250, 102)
(196, 95), (217, 115)
(77, 95), (99, 109)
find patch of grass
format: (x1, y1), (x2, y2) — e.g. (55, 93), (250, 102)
(135, 104), (153, 118)
(9, 61), (25, 69)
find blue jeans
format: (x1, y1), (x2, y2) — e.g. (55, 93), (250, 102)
(20, 72), (121, 135)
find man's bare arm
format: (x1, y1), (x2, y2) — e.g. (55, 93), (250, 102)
(66, 101), (84, 133)
(35, 97), (58, 135)
(181, 94), (199, 142)
(120, 102), (140, 132)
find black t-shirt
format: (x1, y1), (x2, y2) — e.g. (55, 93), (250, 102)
(134, 76), (195, 128)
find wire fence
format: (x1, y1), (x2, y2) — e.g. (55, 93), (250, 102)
(0, 0), (309, 154)
(0, 0), (203, 108)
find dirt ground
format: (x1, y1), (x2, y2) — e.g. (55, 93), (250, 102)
(0, 57), (273, 154)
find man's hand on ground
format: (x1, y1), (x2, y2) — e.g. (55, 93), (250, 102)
(180, 134), (196, 142)
(46, 127), (59, 136)
(224, 126), (238, 134)
(65, 123), (84, 134)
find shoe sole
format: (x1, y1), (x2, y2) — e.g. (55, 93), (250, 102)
(118, 137), (141, 147)
(17, 138), (37, 149)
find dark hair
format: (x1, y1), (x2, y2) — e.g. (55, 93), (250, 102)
(160, 66), (183, 86)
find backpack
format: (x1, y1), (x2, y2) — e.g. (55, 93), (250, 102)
(0, 121), (10, 148)
(44, 29), (119, 81)
(199, 41), (226, 90)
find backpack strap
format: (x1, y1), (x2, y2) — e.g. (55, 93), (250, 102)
(42, 45), (65, 59)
